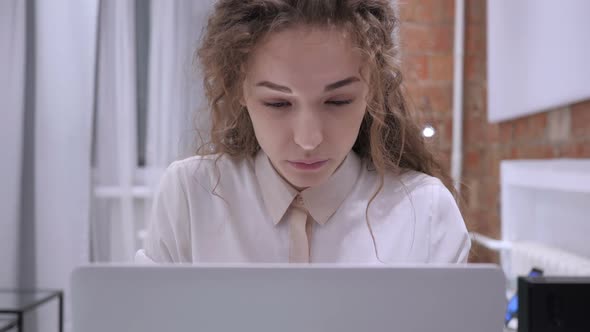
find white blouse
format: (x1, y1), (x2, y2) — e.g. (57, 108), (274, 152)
(140, 151), (471, 264)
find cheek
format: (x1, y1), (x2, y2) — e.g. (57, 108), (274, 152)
(247, 107), (290, 148)
(327, 106), (366, 142)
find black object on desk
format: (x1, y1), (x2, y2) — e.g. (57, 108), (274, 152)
(518, 276), (590, 332)
(0, 289), (63, 332)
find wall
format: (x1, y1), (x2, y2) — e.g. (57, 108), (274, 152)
(399, 0), (590, 262)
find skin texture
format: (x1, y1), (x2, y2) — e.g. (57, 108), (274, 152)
(242, 25), (369, 190)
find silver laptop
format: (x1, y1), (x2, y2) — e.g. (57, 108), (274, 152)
(71, 264), (505, 332)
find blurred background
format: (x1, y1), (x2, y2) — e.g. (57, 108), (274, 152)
(1, 0), (589, 331)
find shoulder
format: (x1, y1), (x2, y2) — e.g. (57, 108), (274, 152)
(359, 165), (470, 262)
(166, 153), (250, 174)
(364, 167), (459, 221)
(390, 170), (470, 262)
(369, 167), (450, 202)
(159, 153), (255, 194)
(393, 170), (457, 214)
(396, 169), (446, 193)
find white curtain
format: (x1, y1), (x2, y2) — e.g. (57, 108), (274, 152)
(92, 0), (213, 262)
(91, 0), (139, 262)
(0, 0), (26, 289)
(91, 0), (214, 261)
(1, 0), (99, 330)
(147, 0), (213, 168)
(1, 0), (213, 329)
(34, 0), (98, 289)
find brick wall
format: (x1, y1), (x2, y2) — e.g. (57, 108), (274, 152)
(399, 0), (590, 262)
(399, 0), (455, 168)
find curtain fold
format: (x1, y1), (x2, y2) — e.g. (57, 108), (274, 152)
(1, 1), (213, 329)
(2, 0), (98, 330)
(0, 0), (26, 289)
(91, 0), (215, 259)
(91, 0), (138, 262)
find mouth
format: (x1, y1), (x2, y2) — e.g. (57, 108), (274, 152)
(287, 159), (329, 171)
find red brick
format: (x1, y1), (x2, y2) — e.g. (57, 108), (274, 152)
(480, 178), (500, 214)
(527, 112), (548, 142)
(435, 147), (452, 170)
(467, 209), (500, 242)
(499, 122), (514, 145)
(470, 246), (499, 264)
(465, 23), (486, 57)
(463, 114), (485, 144)
(519, 144), (554, 159)
(464, 149), (482, 174)
(399, 24), (432, 53)
(512, 117), (530, 143)
(402, 54), (429, 82)
(581, 140), (590, 157)
(432, 25), (454, 53)
(465, 54), (485, 82)
(506, 146), (520, 159)
(558, 141), (590, 158)
(412, 0), (437, 23)
(439, 0), (455, 24)
(424, 82), (453, 114)
(487, 149), (501, 179)
(557, 142), (579, 157)
(570, 101), (590, 138)
(399, 0), (455, 24)
(400, 23), (453, 54)
(486, 123), (500, 143)
(439, 117), (454, 148)
(403, 83), (424, 111)
(499, 121), (514, 144)
(464, 82), (485, 114)
(466, 0), (486, 24)
(429, 54), (453, 81)
(398, 1), (417, 21)
(416, 83), (453, 115)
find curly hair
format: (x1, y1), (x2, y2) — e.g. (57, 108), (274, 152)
(196, 0), (460, 259)
(197, 0), (453, 191)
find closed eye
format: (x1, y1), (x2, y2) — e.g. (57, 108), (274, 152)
(326, 99), (353, 106)
(263, 101), (291, 108)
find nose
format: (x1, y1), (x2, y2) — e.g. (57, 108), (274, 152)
(293, 109), (323, 152)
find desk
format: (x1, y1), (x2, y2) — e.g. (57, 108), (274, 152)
(0, 290), (63, 332)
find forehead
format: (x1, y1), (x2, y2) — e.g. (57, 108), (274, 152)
(246, 25), (364, 89)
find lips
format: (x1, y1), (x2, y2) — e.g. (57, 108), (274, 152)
(287, 159), (329, 171)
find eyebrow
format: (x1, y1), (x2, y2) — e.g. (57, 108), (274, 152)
(255, 76), (361, 93)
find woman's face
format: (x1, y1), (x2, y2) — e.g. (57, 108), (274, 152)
(243, 25), (369, 190)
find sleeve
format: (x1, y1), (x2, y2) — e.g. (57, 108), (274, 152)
(428, 184), (471, 263)
(140, 163), (193, 263)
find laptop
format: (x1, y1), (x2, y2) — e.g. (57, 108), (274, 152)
(71, 264), (505, 332)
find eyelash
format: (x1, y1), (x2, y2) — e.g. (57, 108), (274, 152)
(263, 100), (353, 108)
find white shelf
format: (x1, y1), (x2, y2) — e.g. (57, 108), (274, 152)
(501, 159), (590, 193)
(500, 159), (590, 279)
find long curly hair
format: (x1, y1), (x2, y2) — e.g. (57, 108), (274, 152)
(196, 0), (456, 215)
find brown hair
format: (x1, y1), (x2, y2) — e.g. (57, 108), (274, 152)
(196, 0), (461, 258)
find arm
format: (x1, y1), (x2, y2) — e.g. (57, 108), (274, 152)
(139, 163), (193, 263)
(428, 184), (471, 263)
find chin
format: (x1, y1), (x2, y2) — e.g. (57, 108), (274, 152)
(283, 169), (332, 190)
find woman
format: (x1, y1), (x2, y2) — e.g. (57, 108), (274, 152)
(138, 0), (471, 264)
